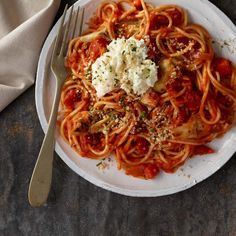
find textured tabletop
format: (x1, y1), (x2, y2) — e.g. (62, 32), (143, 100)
(1, 0), (236, 235)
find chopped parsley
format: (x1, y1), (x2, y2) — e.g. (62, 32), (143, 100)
(140, 111), (147, 119)
(96, 162), (102, 167)
(114, 78), (119, 85)
(150, 128), (155, 133)
(119, 96), (126, 106)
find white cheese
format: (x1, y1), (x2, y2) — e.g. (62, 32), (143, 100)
(91, 37), (158, 97)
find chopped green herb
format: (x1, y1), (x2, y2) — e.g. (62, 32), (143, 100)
(119, 96), (125, 106)
(96, 162), (102, 167)
(114, 78), (119, 85)
(150, 128), (155, 133)
(140, 111), (147, 119)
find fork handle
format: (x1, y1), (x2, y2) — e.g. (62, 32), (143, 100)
(28, 79), (64, 207)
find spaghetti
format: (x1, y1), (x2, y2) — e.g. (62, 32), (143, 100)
(58, 0), (236, 179)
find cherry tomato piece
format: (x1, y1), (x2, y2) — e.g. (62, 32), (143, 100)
(125, 164), (159, 179)
(144, 164), (159, 179)
(136, 137), (150, 155)
(213, 57), (233, 77)
(193, 145), (214, 155)
(133, 0), (142, 10)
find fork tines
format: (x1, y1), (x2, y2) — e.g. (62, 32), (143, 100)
(53, 4), (85, 58)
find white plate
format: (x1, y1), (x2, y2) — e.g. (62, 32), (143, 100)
(36, 0), (236, 197)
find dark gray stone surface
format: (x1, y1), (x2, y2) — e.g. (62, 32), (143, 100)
(0, 1), (236, 235)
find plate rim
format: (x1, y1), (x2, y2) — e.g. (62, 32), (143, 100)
(35, 0), (236, 197)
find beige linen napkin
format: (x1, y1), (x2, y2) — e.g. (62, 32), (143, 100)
(0, 0), (60, 112)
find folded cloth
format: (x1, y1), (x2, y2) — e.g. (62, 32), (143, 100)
(0, 0), (60, 112)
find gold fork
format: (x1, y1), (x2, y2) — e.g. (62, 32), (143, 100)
(28, 4), (85, 207)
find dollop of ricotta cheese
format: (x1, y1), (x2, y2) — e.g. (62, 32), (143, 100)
(91, 37), (158, 97)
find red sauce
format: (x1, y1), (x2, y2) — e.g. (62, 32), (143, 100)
(213, 57), (233, 77)
(150, 13), (169, 30)
(64, 89), (81, 109)
(167, 77), (201, 113)
(133, 0), (142, 10)
(136, 137), (149, 155)
(174, 108), (189, 127)
(89, 37), (108, 62)
(177, 90), (201, 112)
(193, 145), (214, 155)
(141, 89), (160, 108)
(217, 93), (234, 108)
(147, 37), (160, 63)
(85, 132), (104, 147)
(148, 90), (160, 103)
(126, 163), (159, 179)
(144, 164), (159, 179)
(167, 9), (183, 26)
(66, 51), (79, 71)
